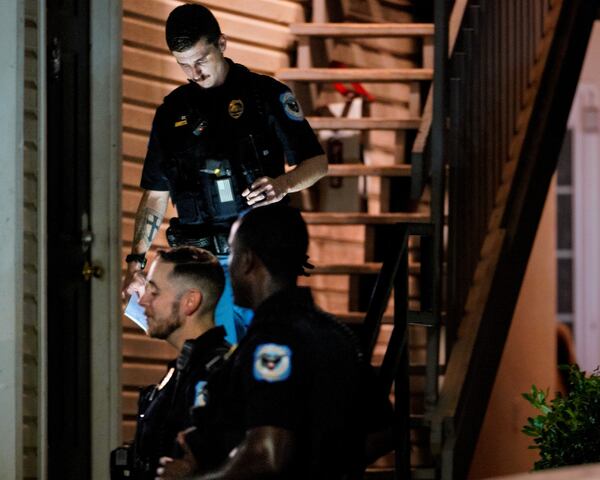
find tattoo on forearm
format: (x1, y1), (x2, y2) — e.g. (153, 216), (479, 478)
(133, 207), (163, 250)
(146, 214), (160, 242)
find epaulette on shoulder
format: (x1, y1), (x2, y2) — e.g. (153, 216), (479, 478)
(163, 82), (196, 105)
(245, 70), (285, 93)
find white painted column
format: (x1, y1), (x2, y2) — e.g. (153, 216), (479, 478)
(571, 84), (600, 372)
(90, 0), (123, 478)
(0, 1), (25, 479)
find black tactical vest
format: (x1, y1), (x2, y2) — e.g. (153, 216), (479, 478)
(157, 63), (283, 225)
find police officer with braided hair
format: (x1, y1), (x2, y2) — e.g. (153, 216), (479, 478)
(122, 3), (327, 345)
(111, 247), (231, 479)
(156, 205), (393, 480)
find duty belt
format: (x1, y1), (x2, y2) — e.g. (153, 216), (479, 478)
(166, 219), (230, 256)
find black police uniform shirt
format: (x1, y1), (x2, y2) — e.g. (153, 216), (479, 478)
(133, 326), (230, 478)
(186, 288), (374, 479)
(140, 59), (324, 225)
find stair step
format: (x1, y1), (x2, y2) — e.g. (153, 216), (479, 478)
(408, 311), (437, 327)
(328, 164), (411, 177)
(307, 116), (421, 130)
(277, 68), (433, 83)
(302, 212), (429, 225)
(290, 22), (434, 38)
(333, 311), (393, 324)
(312, 263), (420, 275)
(410, 414), (429, 429)
(334, 311), (436, 327)
(313, 262), (382, 274)
(365, 468), (437, 480)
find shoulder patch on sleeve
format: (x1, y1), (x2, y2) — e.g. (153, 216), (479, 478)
(253, 343), (292, 382)
(279, 92), (304, 121)
(194, 380), (208, 407)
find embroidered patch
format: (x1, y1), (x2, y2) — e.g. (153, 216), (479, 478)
(193, 120), (208, 136)
(174, 116), (188, 127)
(280, 91), (304, 121)
(228, 99), (244, 119)
(253, 343), (292, 382)
(194, 380), (208, 407)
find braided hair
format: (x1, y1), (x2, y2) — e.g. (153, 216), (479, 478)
(235, 205), (313, 282)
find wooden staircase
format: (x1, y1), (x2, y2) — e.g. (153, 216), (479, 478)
(280, 0), (599, 477)
(277, 1), (440, 478)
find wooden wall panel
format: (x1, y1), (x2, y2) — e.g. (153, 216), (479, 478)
(121, 0), (309, 441)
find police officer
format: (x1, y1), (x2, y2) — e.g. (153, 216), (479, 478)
(156, 205), (392, 480)
(111, 247), (231, 479)
(122, 3), (327, 345)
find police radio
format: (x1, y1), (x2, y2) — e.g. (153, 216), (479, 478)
(110, 443), (135, 479)
(241, 134), (265, 187)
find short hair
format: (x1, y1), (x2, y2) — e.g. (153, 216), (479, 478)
(157, 246), (225, 313)
(165, 3), (222, 52)
(235, 205), (310, 282)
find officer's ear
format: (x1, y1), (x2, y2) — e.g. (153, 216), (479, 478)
(237, 248), (255, 275)
(181, 289), (203, 316)
(217, 35), (226, 54)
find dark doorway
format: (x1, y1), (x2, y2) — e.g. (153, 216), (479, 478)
(46, 0), (92, 478)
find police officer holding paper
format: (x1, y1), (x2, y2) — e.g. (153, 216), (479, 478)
(111, 247), (230, 479)
(122, 3), (327, 344)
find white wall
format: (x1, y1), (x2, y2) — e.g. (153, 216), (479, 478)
(580, 22), (600, 84)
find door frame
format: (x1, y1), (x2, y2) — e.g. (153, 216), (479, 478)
(89, 0), (122, 478)
(0, 1), (25, 478)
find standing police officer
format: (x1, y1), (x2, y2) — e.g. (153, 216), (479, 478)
(156, 205), (392, 480)
(111, 247), (230, 479)
(122, 4), (327, 344)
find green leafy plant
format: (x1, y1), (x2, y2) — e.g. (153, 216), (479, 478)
(522, 364), (600, 470)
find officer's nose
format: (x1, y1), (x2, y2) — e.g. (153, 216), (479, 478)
(193, 65), (204, 81)
(138, 291), (150, 309)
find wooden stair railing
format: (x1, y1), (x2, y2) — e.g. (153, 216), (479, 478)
(432, 0), (600, 478)
(281, 2), (444, 478)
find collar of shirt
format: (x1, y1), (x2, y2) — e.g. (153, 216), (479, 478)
(250, 287), (316, 328)
(173, 325), (228, 371)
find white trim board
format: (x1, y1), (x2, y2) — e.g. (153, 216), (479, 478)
(90, 0), (123, 478)
(0, 1), (25, 478)
(37, 0), (48, 477)
(569, 83), (600, 372)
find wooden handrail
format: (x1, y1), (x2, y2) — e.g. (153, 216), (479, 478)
(410, 0), (471, 199)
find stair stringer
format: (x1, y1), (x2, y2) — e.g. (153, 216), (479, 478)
(429, 0), (600, 478)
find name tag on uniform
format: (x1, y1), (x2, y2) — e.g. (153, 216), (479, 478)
(216, 178), (234, 203)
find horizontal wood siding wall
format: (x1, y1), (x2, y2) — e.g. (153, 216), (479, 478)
(121, 0), (306, 441)
(24, 0), (40, 478)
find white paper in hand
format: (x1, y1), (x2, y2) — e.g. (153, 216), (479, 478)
(125, 292), (148, 333)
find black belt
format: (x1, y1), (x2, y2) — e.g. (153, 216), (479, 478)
(166, 219), (230, 256)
